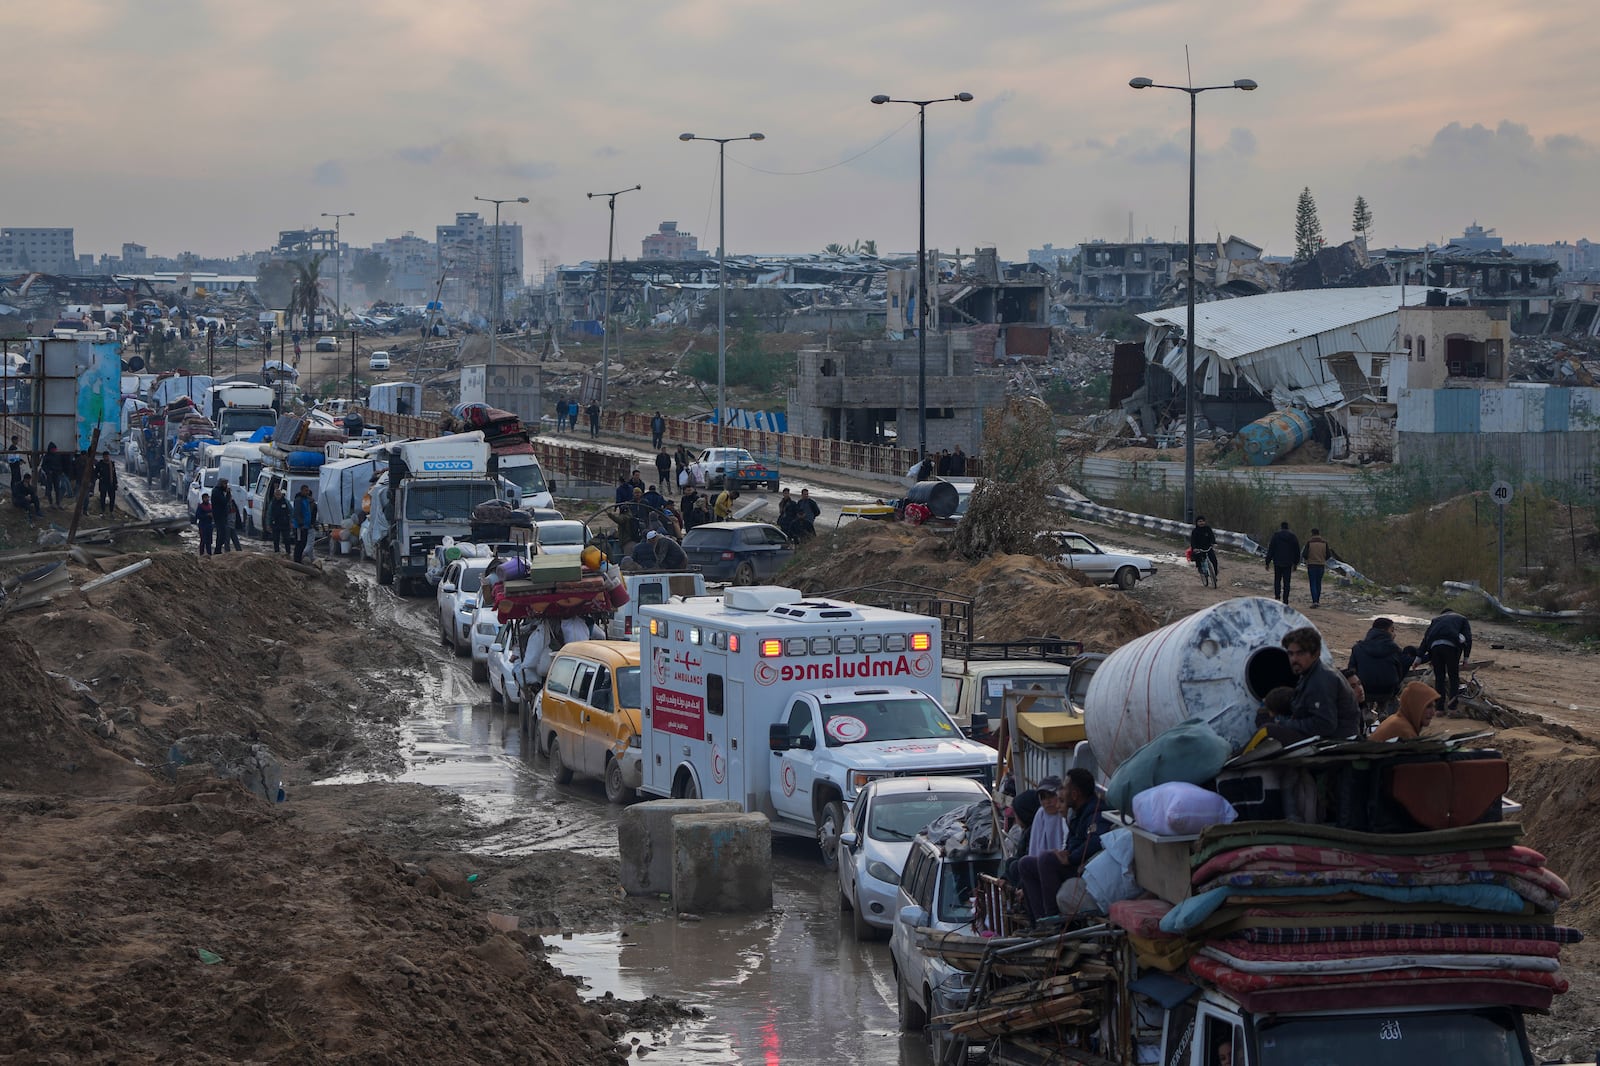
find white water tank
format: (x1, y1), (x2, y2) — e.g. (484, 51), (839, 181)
(1083, 597), (1332, 777)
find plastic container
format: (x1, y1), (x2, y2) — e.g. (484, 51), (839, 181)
(1236, 408), (1315, 467)
(903, 480), (959, 518)
(1082, 597), (1320, 777)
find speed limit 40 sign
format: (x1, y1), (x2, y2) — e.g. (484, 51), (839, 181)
(1489, 480), (1514, 506)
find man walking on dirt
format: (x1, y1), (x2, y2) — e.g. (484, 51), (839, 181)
(212, 479), (236, 553)
(586, 400), (601, 439)
(267, 487), (292, 553)
(1301, 528), (1336, 608)
(1264, 522), (1300, 605)
(1348, 617), (1407, 715)
(1418, 608), (1472, 707)
(655, 446), (672, 491)
(291, 484), (317, 564)
(650, 411), (666, 451)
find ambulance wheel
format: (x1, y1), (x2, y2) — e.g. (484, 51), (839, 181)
(604, 758), (632, 805)
(548, 738), (574, 784)
(817, 800), (845, 871)
(733, 562), (757, 586)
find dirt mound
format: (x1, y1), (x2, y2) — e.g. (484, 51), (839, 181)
(0, 779), (636, 1064)
(0, 632), (148, 794)
(19, 551), (417, 780)
(785, 523), (1158, 652)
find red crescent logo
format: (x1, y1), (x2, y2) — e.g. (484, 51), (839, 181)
(911, 652), (933, 677)
(781, 763), (796, 796)
(754, 661), (779, 686)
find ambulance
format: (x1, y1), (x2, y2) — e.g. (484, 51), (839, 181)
(632, 586), (997, 865)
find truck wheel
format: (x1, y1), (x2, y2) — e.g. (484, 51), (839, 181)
(897, 973), (927, 1031)
(604, 758), (632, 805)
(548, 738), (574, 784)
(817, 800), (845, 871)
(1114, 566), (1139, 591)
(376, 551), (394, 586)
(733, 562), (757, 586)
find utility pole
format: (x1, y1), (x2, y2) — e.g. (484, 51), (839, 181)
(321, 211), (354, 328)
(474, 195), (529, 367)
(588, 184), (642, 410)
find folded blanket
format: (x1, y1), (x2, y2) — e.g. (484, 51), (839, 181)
(1192, 867), (1569, 909)
(1229, 921), (1582, 945)
(1160, 883), (1532, 935)
(1192, 820), (1522, 866)
(1200, 944), (1561, 975)
(1208, 937), (1561, 964)
(1191, 843), (1549, 882)
(1108, 898), (1175, 939)
(1189, 953), (1569, 996)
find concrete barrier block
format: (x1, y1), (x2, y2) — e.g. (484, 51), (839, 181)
(618, 799), (742, 896)
(670, 813), (773, 914)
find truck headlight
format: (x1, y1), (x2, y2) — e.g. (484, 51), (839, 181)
(475, 622), (497, 636)
(848, 770), (884, 793)
(627, 733), (642, 749)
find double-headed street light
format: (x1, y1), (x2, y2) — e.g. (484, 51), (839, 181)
(870, 92), (973, 460)
(679, 131), (765, 446)
(321, 211), (354, 329)
(588, 184), (642, 410)
(474, 195), (530, 365)
(1128, 75), (1257, 525)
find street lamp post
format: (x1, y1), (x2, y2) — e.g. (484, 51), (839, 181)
(320, 212), (354, 330)
(1128, 75), (1257, 525)
(474, 195), (530, 366)
(679, 132), (765, 446)
(870, 92), (973, 461)
(587, 184), (642, 411)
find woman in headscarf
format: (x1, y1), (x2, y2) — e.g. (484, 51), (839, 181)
(1369, 680), (1440, 742)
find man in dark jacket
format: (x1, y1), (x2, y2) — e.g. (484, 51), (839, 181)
(1264, 521), (1300, 605)
(1348, 617), (1408, 713)
(655, 447), (672, 490)
(586, 400), (601, 439)
(650, 411), (666, 450)
(291, 484), (317, 563)
(1189, 516), (1218, 587)
(1269, 626), (1360, 741)
(94, 453), (119, 516)
(1419, 608), (1472, 706)
(211, 479), (235, 552)
(267, 488), (293, 553)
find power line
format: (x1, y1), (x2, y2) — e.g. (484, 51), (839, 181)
(724, 116), (915, 176)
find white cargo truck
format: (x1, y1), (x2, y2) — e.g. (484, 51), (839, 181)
(631, 586), (996, 866)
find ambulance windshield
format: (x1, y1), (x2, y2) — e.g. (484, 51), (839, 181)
(822, 697), (956, 747)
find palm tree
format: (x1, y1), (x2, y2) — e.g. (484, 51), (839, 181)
(823, 243), (846, 256)
(287, 254), (327, 338)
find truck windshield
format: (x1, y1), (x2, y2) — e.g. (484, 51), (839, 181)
(500, 462), (547, 495)
(404, 483), (499, 522)
(822, 697), (959, 747)
(937, 857), (1002, 924)
(978, 675), (1072, 720)
(1257, 1008), (1526, 1066)
(616, 666), (641, 709)
(219, 410), (276, 435)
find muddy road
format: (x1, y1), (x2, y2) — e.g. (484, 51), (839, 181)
(305, 563), (933, 1065)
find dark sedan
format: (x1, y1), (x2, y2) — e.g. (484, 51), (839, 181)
(682, 522), (796, 584)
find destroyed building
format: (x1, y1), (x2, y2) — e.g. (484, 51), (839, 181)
(1064, 236), (1278, 328)
(1128, 285), (1514, 463)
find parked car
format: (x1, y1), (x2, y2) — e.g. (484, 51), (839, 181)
(534, 519), (590, 556)
(681, 521), (795, 584)
(686, 447), (780, 491)
(368, 350), (391, 370)
(1045, 530), (1156, 590)
(314, 337), (337, 352)
(436, 558), (490, 654)
(469, 606), (499, 683)
(838, 777), (991, 938)
(889, 826), (1006, 1057)
(487, 621), (523, 707)
(534, 640), (643, 804)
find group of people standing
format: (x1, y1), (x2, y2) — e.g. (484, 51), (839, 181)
(5, 437), (119, 519)
(194, 481), (319, 562)
(551, 397), (602, 439)
(911, 447), (969, 481)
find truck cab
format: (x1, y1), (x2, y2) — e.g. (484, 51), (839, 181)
(940, 640), (1080, 741)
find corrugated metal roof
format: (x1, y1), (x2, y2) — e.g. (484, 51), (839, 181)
(1138, 286), (1467, 405)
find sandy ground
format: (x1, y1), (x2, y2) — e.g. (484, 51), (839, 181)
(1, 492), (1597, 1060)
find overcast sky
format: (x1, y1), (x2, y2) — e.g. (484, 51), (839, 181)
(5, 0), (1596, 276)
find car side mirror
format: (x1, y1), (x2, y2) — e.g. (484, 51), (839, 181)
(769, 723), (792, 751)
(967, 711), (989, 738)
(440, 583), (457, 594)
(898, 905), (931, 929)
(839, 831), (858, 850)
(491, 643), (503, 653)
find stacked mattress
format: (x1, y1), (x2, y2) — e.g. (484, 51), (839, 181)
(1118, 820), (1580, 1012)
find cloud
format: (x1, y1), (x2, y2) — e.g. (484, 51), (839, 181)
(1224, 128), (1257, 158)
(395, 144), (443, 165)
(312, 160), (345, 186)
(1404, 120), (1594, 172)
(985, 143), (1051, 166)
(594, 145), (622, 158)
(967, 90), (1015, 142)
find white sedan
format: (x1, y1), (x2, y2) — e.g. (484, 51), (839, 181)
(186, 468), (219, 513)
(437, 558), (490, 654)
(487, 622), (523, 707)
(534, 520), (591, 556)
(1046, 530), (1157, 590)
(469, 606), (499, 683)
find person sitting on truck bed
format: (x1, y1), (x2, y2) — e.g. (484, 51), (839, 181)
(1017, 771), (1109, 922)
(1369, 680), (1440, 742)
(1272, 626), (1361, 742)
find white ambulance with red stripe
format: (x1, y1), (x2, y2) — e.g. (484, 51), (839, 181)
(631, 586), (997, 865)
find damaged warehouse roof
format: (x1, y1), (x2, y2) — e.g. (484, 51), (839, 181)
(1137, 285), (1467, 402)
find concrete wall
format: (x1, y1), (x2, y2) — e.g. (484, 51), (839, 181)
(1396, 430), (1600, 496)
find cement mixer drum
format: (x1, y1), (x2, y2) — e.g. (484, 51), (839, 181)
(1083, 596), (1329, 778)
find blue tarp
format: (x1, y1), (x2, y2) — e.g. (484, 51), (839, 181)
(248, 425), (275, 442)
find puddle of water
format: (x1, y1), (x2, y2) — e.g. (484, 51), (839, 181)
(553, 843), (929, 1066)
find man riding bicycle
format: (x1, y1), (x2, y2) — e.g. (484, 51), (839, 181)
(1189, 515), (1219, 588)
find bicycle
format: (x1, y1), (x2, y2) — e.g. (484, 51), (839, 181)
(1194, 549), (1218, 588)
